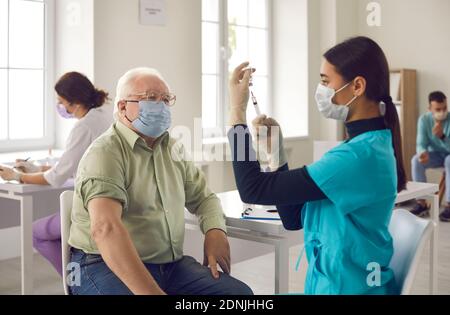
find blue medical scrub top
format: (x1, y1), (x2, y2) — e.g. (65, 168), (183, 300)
(303, 129), (399, 295)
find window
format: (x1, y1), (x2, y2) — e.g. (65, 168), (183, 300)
(0, 0), (54, 151)
(202, 0), (271, 138)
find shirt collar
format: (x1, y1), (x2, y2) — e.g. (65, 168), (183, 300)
(115, 121), (170, 150)
(345, 116), (387, 140)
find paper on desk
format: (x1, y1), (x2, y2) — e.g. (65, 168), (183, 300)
(241, 205), (281, 220)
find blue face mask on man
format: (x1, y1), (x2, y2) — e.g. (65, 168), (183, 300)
(125, 100), (172, 138)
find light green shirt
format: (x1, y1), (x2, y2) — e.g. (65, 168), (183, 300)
(68, 121), (227, 264)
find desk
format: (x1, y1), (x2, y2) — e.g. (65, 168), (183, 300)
(0, 179), (73, 295)
(187, 182), (439, 295)
(185, 190), (299, 294)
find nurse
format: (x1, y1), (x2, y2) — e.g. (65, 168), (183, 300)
(227, 36), (406, 295)
(0, 72), (113, 275)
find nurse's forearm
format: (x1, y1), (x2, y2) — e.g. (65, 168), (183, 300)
(275, 164), (304, 231)
(19, 173), (49, 185)
(228, 125), (326, 206)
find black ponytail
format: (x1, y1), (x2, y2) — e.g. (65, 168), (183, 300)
(382, 95), (407, 192)
(324, 36), (407, 192)
(55, 72), (109, 110)
(91, 88), (109, 108)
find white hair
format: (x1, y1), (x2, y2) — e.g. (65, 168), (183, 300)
(113, 67), (170, 119)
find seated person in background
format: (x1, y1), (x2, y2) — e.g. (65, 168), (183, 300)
(411, 91), (450, 222)
(0, 72), (112, 275)
(68, 67), (253, 295)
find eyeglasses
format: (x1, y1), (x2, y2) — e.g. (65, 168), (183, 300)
(124, 91), (177, 107)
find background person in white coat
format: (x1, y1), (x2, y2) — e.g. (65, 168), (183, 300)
(0, 72), (113, 275)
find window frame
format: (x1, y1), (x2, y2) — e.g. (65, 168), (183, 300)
(0, 0), (55, 153)
(202, 0), (273, 139)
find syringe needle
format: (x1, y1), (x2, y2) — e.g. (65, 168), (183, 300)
(251, 90), (262, 116)
(249, 69), (262, 116)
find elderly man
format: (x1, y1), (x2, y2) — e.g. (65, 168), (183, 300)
(68, 67), (253, 295)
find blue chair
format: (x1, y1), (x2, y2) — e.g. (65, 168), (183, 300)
(388, 208), (434, 294)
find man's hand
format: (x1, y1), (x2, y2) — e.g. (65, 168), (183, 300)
(203, 229), (231, 279)
(0, 166), (22, 182)
(433, 121), (444, 139)
(419, 151), (429, 165)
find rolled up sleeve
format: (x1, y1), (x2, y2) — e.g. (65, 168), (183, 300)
(75, 145), (128, 213)
(78, 177), (128, 212)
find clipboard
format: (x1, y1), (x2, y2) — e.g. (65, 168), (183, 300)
(241, 205), (281, 221)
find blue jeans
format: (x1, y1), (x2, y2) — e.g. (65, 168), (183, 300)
(69, 249), (253, 295)
(412, 151), (450, 202)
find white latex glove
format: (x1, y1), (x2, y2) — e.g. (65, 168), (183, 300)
(15, 159), (42, 173)
(0, 166), (22, 182)
(228, 62), (255, 126)
(251, 115), (288, 171)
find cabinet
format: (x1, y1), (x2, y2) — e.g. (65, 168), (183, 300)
(391, 69), (418, 181)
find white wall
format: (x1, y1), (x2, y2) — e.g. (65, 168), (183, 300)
(54, 0), (95, 149)
(315, 0), (359, 141)
(357, 0), (450, 114)
(314, 0), (450, 140)
(273, 0), (309, 138)
(93, 0), (201, 136)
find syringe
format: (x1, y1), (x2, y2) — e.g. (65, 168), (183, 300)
(249, 74), (262, 116)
